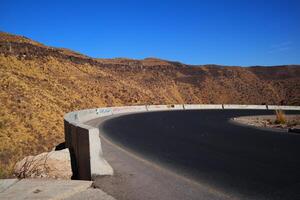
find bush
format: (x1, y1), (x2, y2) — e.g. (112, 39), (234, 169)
(275, 110), (286, 124)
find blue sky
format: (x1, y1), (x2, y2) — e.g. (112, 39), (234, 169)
(1, 0), (300, 66)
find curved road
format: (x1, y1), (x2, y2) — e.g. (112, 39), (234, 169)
(89, 110), (300, 200)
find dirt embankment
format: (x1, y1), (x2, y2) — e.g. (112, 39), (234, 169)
(233, 115), (300, 131)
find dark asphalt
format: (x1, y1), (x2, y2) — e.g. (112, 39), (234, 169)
(97, 110), (300, 200)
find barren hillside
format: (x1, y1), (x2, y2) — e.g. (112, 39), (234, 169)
(0, 31), (299, 177)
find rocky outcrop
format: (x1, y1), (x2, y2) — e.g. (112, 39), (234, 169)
(14, 149), (72, 179)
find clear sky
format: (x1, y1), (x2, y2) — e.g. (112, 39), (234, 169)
(1, 0), (300, 66)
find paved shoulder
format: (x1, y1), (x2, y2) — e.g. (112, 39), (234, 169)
(65, 188), (115, 200)
(0, 179), (19, 193)
(0, 179), (114, 200)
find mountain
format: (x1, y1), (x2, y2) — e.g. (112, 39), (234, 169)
(0, 31), (299, 177)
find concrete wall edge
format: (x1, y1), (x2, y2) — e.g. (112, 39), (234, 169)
(64, 104), (300, 180)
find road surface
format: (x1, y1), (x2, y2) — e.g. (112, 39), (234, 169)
(87, 109), (300, 200)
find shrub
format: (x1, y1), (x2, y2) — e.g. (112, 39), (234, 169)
(275, 110), (286, 124)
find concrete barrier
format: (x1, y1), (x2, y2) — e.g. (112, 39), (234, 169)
(112, 105), (147, 114)
(223, 104), (267, 110)
(268, 105), (300, 110)
(70, 108), (113, 123)
(183, 104), (223, 110)
(146, 104), (184, 111)
(64, 104), (300, 180)
(64, 110), (114, 180)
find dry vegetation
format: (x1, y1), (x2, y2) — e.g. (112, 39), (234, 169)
(275, 110), (286, 124)
(233, 114), (300, 130)
(0, 31), (300, 177)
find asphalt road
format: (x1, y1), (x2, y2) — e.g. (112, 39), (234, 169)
(93, 110), (300, 200)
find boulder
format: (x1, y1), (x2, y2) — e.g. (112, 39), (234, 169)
(14, 149), (72, 179)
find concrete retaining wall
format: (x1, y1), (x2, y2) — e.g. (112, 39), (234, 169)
(64, 104), (300, 180)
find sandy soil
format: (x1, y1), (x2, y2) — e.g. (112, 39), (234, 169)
(233, 115), (300, 131)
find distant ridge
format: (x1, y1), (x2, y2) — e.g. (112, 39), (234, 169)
(1, 31), (299, 68)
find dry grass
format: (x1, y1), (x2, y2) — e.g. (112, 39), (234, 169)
(1, 32), (300, 178)
(0, 54), (299, 178)
(0, 55), (187, 177)
(275, 110), (286, 124)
